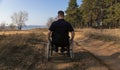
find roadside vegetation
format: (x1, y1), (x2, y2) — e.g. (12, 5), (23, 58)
(0, 32), (46, 70)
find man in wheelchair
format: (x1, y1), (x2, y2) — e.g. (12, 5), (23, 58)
(48, 10), (75, 55)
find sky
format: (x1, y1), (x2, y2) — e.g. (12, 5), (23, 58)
(0, 0), (82, 25)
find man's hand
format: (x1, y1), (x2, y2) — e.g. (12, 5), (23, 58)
(69, 31), (75, 44)
(70, 31), (75, 41)
(48, 31), (52, 41)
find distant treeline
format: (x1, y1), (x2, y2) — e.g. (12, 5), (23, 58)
(65, 0), (120, 28)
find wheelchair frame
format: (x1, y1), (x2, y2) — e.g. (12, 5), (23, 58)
(46, 40), (74, 60)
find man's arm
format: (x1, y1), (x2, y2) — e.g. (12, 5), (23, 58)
(48, 31), (52, 41)
(70, 31), (75, 41)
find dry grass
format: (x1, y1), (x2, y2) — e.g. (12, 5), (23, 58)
(81, 28), (120, 42)
(0, 28), (119, 70)
(77, 28), (120, 70)
(0, 28), (48, 35)
(0, 32), (46, 70)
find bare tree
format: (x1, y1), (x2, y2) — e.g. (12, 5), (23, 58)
(0, 22), (6, 30)
(11, 11), (28, 30)
(9, 23), (16, 30)
(47, 17), (57, 28)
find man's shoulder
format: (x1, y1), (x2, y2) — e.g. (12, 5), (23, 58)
(64, 21), (71, 26)
(51, 21), (57, 26)
(63, 20), (70, 24)
(52, 19), (71, 25)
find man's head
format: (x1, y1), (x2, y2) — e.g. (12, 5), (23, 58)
(58, 10), (64, 19)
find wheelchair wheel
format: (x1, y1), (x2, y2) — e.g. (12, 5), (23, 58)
(46, 40), (53, 60)
(69, 41), (74, 59)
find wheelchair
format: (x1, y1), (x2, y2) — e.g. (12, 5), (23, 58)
(46, 39), (74, 60)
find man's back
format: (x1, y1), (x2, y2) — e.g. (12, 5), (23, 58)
(49, 19), (74, 46)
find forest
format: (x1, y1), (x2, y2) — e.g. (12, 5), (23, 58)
(65, 0), (120, 28)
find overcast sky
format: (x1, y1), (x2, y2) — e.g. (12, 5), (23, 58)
(0, 0), (82, 25)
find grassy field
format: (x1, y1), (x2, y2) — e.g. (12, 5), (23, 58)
(76, 28), (120, 70)
(0, 29), (47, 70)
(74, 28), (120, 42)
(0, 28), (119, 70)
